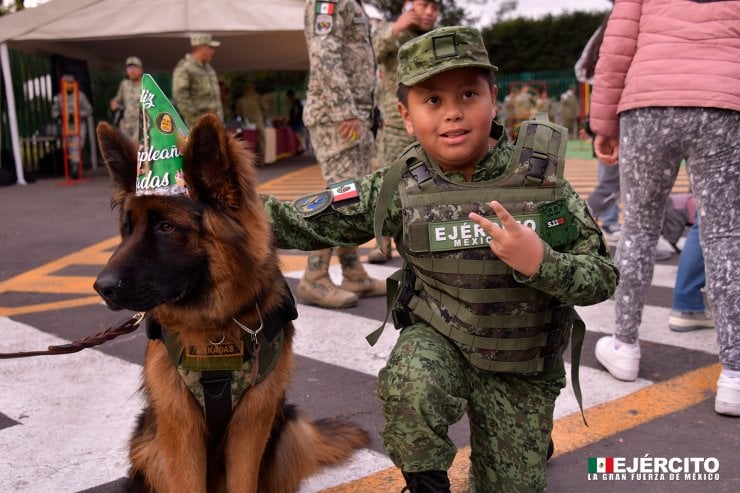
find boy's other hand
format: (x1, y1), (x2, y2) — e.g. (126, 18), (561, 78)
(338, 118), (362, 142)
(468, 201), (544, 277)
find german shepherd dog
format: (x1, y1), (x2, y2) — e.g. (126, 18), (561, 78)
(94, 114), (368, 492)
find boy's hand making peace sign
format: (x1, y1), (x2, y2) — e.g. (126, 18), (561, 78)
(468, 201), (544, 277)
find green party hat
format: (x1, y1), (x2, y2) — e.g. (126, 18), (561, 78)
(136, 74), (189, 196)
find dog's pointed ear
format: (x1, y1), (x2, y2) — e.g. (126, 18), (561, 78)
(184, 113), (249, 210)
(97, 122), (138, 194)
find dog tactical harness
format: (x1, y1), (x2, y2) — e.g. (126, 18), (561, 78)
(145, 282), (298, 443)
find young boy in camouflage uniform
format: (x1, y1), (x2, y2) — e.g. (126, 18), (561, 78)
(263, 26), (618, 492)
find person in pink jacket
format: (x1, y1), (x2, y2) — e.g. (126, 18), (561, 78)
(589, 0), (740, 417)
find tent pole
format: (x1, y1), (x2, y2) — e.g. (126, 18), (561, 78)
(1, 42), (27, 185)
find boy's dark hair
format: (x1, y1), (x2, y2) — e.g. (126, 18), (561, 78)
(396, 69), (496, 107)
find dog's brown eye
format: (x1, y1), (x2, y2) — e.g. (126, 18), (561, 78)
(158, 222), (175, 233)
(121, 222), (132, 236)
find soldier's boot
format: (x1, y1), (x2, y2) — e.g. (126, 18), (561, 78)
(401, 470), (451, 493)
(367, 236), (393, 264)
(297, 249), (358, 309)
(338, 246), (387, 297)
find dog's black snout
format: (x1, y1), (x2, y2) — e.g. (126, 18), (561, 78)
(94, 271), (123, 301)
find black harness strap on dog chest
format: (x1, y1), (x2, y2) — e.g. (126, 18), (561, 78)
(198, 370), (233, 443)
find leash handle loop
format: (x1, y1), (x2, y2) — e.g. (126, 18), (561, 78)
(0, 312), (145, 359)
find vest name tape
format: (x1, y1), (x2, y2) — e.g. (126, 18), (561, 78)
(428, 214), (540, 252)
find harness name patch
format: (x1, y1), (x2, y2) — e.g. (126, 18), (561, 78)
(428, 214), (540, 252)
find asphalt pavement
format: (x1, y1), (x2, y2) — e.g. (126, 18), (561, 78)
(0, 153), (736, 492)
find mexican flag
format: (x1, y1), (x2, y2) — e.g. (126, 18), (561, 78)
(588, 457), (614, 473)
(330, 179), (359, 202)
(316, 2), (335, 14)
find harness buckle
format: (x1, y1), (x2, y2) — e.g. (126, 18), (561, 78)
(526, 152), (548, 183)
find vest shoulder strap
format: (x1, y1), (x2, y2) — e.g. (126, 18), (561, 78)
(373, 145), (423, 250)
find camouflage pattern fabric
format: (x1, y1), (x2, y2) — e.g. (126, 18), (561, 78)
(309, 119), (374, 184)
(378, 322), (565, 491)
(263, 136), (617, 303)
(262, 112), (617, 490)
(303, 0), (375, 128)
(111, 78), (141, 141)
(172, 54), (224, 128)
(176, 330), (285, 411)
(614, 107), (740, 372)
(373, 22), (417, 167)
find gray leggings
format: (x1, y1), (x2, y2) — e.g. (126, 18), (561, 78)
(614, 107), (740, 371)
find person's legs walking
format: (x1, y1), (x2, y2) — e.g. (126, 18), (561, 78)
(297, 248), (358, 308)
(669, 218), (713, 331)
(595, 108), (685, 381)
(684, 107), (740, 415)
(300, 121), (385, 307)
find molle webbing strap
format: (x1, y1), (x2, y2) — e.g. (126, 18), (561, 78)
(406, 295), (551, 350)
(414, 269), (542, 303)
(403, 187), (559, 209)
(409, 288), (553, 330)
(374, 156), (415, 250)
(366, 269), (405, 346)
(512, 120), (568, 184)
(468, 352), (546, 373)
(407, 254), (511, 276)
(569, 311), (587, 425)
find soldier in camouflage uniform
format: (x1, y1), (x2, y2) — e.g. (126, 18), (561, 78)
(172, 34), (224, 129)
(262, 26), (618, 491)
(299, 0), (386, 309)
(367, 0), (441, 264)
(109, 56), (143, 141)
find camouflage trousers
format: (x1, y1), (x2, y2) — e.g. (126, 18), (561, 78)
(378, 322), (565, 492)
(374, 124), (415, 171)
(307, 119), (375, 184)
(614, 107), (740, 371)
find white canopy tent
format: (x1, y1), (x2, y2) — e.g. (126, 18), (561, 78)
(0, 0), (308, 184)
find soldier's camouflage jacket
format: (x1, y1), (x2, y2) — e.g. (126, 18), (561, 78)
(172, 54), (224, 129)
(111, 78), (141, 141)
(263, 127), (619, 315)
(373, 22), (418, 130)
(303, 0), (375, 127)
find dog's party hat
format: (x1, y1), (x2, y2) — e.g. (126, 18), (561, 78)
(136, 74), (189, 196)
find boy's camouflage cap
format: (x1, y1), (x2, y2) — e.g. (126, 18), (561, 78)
(397, 26), (498, 86)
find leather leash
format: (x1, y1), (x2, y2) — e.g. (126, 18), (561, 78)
(0, 312), (145, 359)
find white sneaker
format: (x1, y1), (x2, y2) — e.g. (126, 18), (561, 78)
(595, 335), (641, 382)
(715, 372), (740, 416)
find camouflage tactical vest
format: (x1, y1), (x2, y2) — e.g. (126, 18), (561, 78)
(372, 119), (578, 375)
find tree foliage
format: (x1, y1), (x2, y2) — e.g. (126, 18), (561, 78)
(482, 11), (607, 72)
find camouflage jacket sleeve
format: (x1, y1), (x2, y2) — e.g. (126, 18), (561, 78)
(172, 59), (197, 124)
(112, 80), (125, 106)
(372, 22), (397, 63)
(513, 181), (619, 306)
(304, 0), (361, 122)
(262, 167), (401, 250)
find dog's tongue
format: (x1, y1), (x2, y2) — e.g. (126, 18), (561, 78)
(135, 74), (190, 196)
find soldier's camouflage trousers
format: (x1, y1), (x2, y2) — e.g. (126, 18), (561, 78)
(613, 107), (740, 371)
(378, 322), (565, 492)
(307, 119), (374, 184)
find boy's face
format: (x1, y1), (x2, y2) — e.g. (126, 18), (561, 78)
(399, 67), (497, 177)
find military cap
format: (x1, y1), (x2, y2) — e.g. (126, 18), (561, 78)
(125, 56), (143, 67)
(190, 33), (221, 47)
(397, 26), (498, 86)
